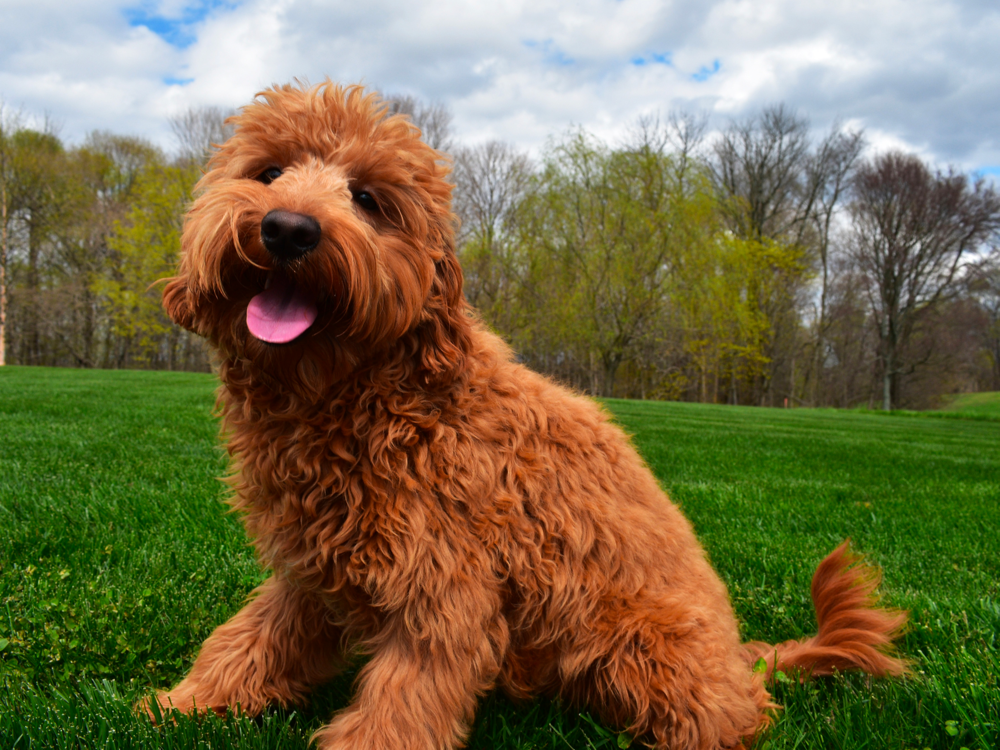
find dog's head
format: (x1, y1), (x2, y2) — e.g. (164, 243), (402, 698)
(164, 82), (469, 396)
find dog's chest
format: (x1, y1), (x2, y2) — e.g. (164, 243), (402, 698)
(237, 416), (471, 587)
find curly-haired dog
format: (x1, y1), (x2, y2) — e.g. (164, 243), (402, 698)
(153, 82), (907, 750)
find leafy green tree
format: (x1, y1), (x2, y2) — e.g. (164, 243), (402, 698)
(67, 133), (163, 366)
(515, 130), (717, 396)
(0, 103), (17, 367)
(5, 127), (74, 365)
(672, 233), (808, 403)
(97, 160), (200, 367)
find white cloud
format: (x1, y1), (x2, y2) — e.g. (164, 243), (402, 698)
(2, 0), (999, 171)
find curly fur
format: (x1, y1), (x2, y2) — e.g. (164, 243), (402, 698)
(150, 81), (908, 750)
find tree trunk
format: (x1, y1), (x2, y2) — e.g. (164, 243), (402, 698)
(882, 348), (893, 411)
(880, 311), (897, 411)
(790, 349), (796, 405)
(699, 357), (706, 403)
(589, 350), (598, 396)
(992, 339), (1000, 391)
(602, 353), (621, 398)
(813, 257), (829, 406)
(82, 282), (94, 366)
(0, 177), (6, 367)
(168, 325), (179, 370)
(26, 220), (40, 365)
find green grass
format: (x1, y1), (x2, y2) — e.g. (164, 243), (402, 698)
(1, 367), (998, 750)
(940, 391), (1000, 420)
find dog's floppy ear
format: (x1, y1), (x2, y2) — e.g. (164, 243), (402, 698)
(417, 249), (471, 382)
(163, 276), (197, 332)
(433, 245), (465, 310)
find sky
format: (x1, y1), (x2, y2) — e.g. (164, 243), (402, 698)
(1, 0), (998, 176)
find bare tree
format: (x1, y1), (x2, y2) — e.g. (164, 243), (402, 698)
(0, 102), (19, 367)
(451, 141), (532, 328)
(711, 105), (821, 404)
(805, 126), (865, 404)
(967, 251), (1000, 390)
(452, 141), (531, 246)
(169, 106), (236, 165)
(382, 94), (454, 152)
(849, 152), (1000, 410)
(625, 111), (708, 192)
(711, 104), (814, 243)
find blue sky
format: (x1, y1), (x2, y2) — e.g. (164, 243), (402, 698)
(124, 1), (237, 49)
(691, 60), (720, 83)
(1, 0), (998, 174)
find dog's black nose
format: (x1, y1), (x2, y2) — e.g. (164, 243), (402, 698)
(260, 210), (322, 260)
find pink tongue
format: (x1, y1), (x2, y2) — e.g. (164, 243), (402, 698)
(246, 275), (318, 344)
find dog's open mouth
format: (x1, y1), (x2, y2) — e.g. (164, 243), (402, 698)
(246, 272), (318, 344)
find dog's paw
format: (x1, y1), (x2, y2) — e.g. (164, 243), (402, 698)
(311, 711), (376, 750)
(312, 710), (438, 750)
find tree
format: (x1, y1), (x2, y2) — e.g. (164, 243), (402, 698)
(516, 130), (716, 396)
(6, 126), (72, 365)
(452, 140), (532, 334)
(169, 106), (236, 165)
(382, 94), (453, 151)
(97, 160), (202, 368)
(61, 133), (163, 366)
(0, 102), (18, 367)
(818, 254), (879, 407)
(849, 152), (1000, 410)
(712, 104), (815, 243)
(967, 252), (1000, 390)
(674, 234), (781, 404)
(710, 105), (825, 404)
(803, 127), (865, 404)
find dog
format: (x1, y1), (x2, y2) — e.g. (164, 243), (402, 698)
(153, 81), (907, 750)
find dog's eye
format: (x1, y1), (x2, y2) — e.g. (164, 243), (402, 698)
(256, 167), (283, 185)
(352, 190), (379, 213)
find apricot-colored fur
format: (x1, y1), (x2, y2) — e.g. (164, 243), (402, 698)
(152, 82), (907, 750)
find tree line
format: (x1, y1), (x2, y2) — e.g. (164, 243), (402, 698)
(2, 98), (998, 410)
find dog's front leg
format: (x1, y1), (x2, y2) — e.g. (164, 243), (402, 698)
(146, 574), (344, 718)
(312, 576), (506, 750)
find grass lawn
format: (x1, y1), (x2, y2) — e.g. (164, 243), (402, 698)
(1, 366), (998, 749)
(940, 392), (1000, 420)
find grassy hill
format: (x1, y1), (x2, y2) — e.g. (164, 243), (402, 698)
(1, 367), (997, 749)
(940, 391), (1000, 420)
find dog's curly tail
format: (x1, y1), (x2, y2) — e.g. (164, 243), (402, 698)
(742, 541), (909, 681)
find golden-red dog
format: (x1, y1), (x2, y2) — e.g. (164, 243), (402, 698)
(154, 82), (907, 750)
